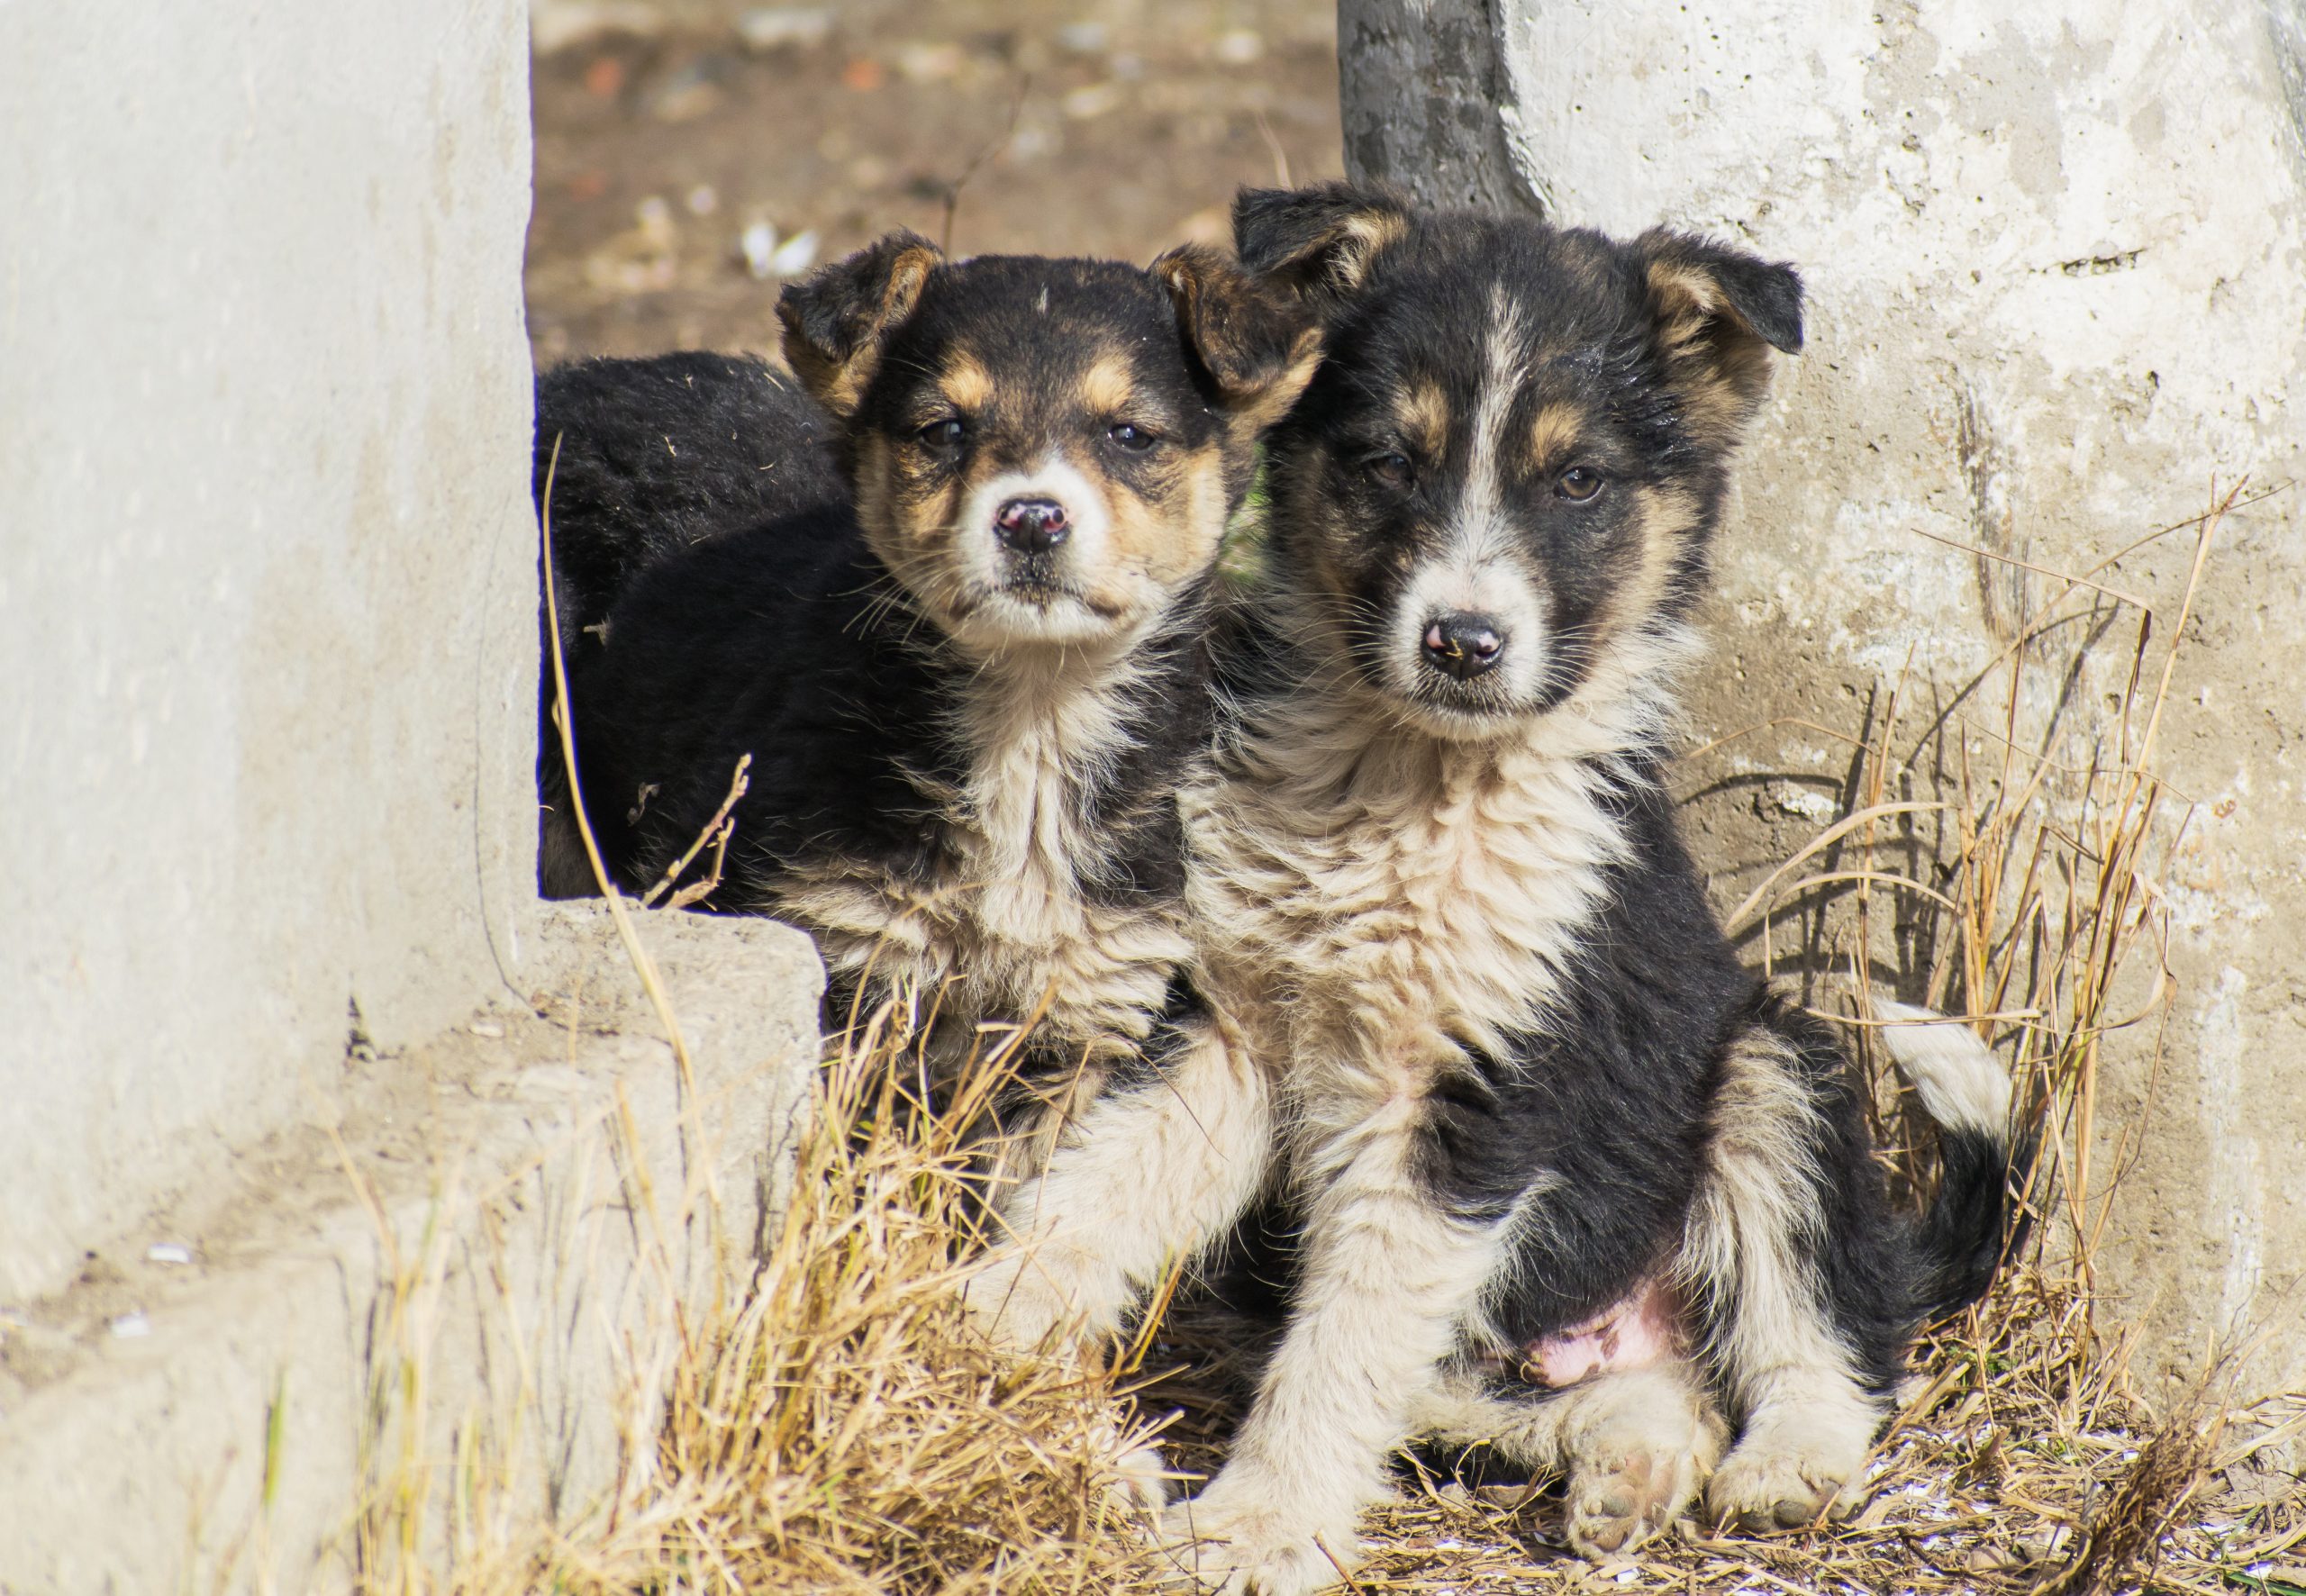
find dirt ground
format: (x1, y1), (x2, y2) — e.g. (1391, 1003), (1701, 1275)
(524, 0), (1342, 363)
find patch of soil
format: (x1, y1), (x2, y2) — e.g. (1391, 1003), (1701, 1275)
(525, 0), (1342, 363)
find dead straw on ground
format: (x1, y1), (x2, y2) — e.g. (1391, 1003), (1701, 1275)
(331, 481), (2300, 1594)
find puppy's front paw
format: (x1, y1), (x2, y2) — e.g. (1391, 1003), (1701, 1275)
(1111, 1441), (1174, 1515)
(1705, 1437), (1861, 1533)
(959, 1246), (1072, 1353)
(1159, 1483), (1353, 1596)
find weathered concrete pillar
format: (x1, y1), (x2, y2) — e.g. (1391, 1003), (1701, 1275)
(0, 3), (540, 1302)
(0, 10), (829, 1581)
(1341, 0), (2306, 1395)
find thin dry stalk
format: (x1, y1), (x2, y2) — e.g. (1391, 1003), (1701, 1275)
(640, 752), (751, 911)
(632, 1020), (1169, 1595)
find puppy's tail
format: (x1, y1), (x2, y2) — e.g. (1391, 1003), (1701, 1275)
(1875, 1001), (2038, 1320)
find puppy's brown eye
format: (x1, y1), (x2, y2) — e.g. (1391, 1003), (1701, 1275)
(1364, 450), (1412, 486)
(1108, 422), (1157, 453)
(1557, 466), (1605, 502)
(917, 417), (967, 449)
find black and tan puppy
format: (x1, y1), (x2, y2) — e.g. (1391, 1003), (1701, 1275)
(968, 186), (2030, 1592)
(539, 234), (1316, 1104)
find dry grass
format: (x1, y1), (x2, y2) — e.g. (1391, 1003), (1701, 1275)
(599, 1018), (1170, 1594)
(334, 999), (1174, 1596)
(325, 482), (2301, 1593)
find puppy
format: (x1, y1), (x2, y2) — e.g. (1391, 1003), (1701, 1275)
(971, 186), (2030, 1593)
(538, 234), (1317, 1107)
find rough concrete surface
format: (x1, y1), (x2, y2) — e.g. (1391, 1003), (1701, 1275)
(1341, 0), (2306, 1395)
(0, 906), (822, 1594)
(0, 3), (540, 1304)
(0, 5), (828, 1585)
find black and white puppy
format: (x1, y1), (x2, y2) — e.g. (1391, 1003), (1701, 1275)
(538, 234), (1316, 1098)
(969, 186), (2029, 1593)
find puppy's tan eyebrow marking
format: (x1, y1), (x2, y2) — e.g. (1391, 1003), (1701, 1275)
(1528, 401), (1585, 469)
(939, 351), (994, 411)
(1081, 352), (1137, 416)
(1394, 378), (1449, 458)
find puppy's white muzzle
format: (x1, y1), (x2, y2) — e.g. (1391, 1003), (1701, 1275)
(950, 456), (1121, 647)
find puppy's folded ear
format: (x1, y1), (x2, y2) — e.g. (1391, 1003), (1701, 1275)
(1155, 243), (1324, 431)
(776, 231), (943, 416)
(1230, 181), (1412, 305)
(1636, 231), (1803, 434)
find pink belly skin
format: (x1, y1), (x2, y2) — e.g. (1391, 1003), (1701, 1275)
(1518, 1277), (1685, 1389)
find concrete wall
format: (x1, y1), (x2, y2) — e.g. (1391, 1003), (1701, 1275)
(1340, 0), (2306, 1393)
(0, 3), (540, 1303)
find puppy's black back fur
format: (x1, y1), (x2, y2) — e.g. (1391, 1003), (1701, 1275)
(536, 352), (839, 661)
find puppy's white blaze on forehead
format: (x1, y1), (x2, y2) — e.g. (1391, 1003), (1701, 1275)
(1462, 283), (1531, 530)
(1383, 283), (1548, 709)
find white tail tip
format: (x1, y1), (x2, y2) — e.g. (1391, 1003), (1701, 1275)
(1875, 1000), (2012, 1137)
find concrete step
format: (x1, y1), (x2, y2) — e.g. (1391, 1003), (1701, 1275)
(0, 904), (822, 1594)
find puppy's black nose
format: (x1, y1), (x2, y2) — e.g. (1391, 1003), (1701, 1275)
(994, 496), (1070, 553)
(1421, 612), (1504, 681)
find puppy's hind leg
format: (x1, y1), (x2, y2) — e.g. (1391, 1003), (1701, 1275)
(1683, 1016), (1889, 1532)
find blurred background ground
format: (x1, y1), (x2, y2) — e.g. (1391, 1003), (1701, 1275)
(525, 0), (1342, 363)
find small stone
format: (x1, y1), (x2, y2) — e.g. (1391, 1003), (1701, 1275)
(111, 1311), (151, 1339)
(764, 229), (819, 277)
(468, 1020), (504, 1038)
(145, 1242), (194, 1265)
(531, 0), (664, 54)
(739, 223), (818, 280)
(896, 41), (965, 83)
(736, 6), (832, 52)
(1063, 82), (1123, 120)
(582, 55), (625, 99)
(1213, 28), (1266, 65)
(739, 222), (778, 278)
(651, 76), (727, 124)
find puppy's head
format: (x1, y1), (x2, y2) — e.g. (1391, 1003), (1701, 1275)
(1236, 183), (1802, 740)
(779, 233), (1316, 656)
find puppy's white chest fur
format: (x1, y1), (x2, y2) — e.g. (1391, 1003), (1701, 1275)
(782, 648), (1190, 1052)
(1189, 694), (1631, 1112)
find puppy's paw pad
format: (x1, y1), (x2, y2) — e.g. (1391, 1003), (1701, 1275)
(1567, 1447), (1688, 1558)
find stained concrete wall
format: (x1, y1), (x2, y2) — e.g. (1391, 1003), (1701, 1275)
(0, 4), (540, 1303)
(1341, 0), (2306, 1394)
